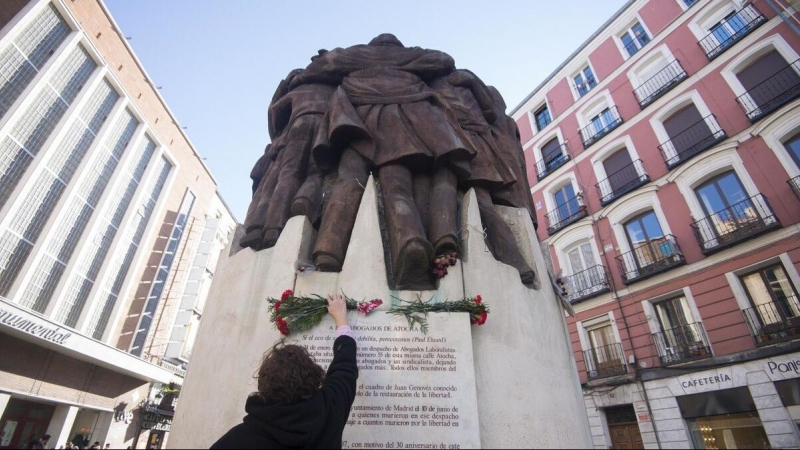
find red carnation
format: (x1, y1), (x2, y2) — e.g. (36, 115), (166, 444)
(281, 289), (293, 301)
(357, 299), (383, 315)
(474, 295), (482, 304)
(274, 301), (282, 313)
(478, 311), (488, 325)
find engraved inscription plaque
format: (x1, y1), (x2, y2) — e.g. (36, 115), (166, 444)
(288, 311), (481, 449)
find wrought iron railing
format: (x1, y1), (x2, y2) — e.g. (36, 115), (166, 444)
(535, 144), (570, 181)
(790, 176), (800, 201)
(633, 60), (688, 108)
(545, 195), (587, 235)
(737, 59), (800, 122)
(653, 323), (712, 365)
(596, 159), (649, 206)
(743, 295), (800, 345)
(616, 235), (685, 284)
(658, 114), (726, 169)
(563, 265), (610, 303)
(580, 106), (623, 149)
(698, 4), (766, 60)
(584, 343), (628, 380)
(691, 194), (780, 254)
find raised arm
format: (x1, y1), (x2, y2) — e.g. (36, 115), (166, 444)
(322, 294), (358, 420)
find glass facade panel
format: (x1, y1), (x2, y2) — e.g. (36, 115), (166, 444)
(687, 412), (770, 449)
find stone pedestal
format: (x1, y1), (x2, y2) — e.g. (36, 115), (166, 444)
(168, 179), (592, 449)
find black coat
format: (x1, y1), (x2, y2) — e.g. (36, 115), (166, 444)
(212, 336), (358, 449)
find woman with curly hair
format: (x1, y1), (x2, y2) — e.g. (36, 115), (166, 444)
(212, 294), (358, 449)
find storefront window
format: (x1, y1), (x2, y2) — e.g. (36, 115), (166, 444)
(687, 412), (770, 449)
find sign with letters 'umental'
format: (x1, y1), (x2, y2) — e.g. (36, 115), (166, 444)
(288, 311), (481, 450)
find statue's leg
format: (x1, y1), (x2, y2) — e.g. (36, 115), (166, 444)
(241, 162), (280, 249)
(412, 172), (431, 236)
(313, 147), (370, 271)
(379, 163), (433, 289)
(262, 116), (315, 247)
(476, 188), (535, 285)
(428, 167), (459, 257)
(291, 156), (323, 226)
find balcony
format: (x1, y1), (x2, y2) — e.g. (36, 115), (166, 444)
(616, 235), (686, 285)
(580, 106), (623, 149)
(658, 114), (726, 169)
(633, 60), (688, 109)
(691, 194), (780, 255)
(653, 323), (712, 365)
(545, 195), (587, 235)
(596, 159), (649, 206)
(790, 176), (800, 201)
(698, 4), (767, 60)
(563, 265), (610, 304)
(535, 144), (570, 181)
(743, 295), (800, 345)
(584, 343), (628, 381)
(737, 59), (800, 122)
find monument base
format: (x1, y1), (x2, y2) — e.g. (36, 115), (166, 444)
(168, 179), (592, 449)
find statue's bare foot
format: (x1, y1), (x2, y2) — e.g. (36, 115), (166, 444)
(240, 228), (263, 249)
(431, 234), (458, 258)
(314, 251), (342, 272)
(262, 228), (280, 248)
(519, 268), (535, 285)
(394, 237), (433, 290)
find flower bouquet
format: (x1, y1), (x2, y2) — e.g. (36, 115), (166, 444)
(268, 289), (382, 336)
(388, 294), (489, 334)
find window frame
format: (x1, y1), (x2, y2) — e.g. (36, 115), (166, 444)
(617, 20), (652, 59)
(571, 63), (598, 100)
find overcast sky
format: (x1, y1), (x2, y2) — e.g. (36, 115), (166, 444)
(104, 0), (628, 220)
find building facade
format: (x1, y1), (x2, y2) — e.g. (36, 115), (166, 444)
(512, 0), (800, 448)
(0, 1), (236, 449)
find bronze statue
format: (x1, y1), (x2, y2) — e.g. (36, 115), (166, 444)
(242, 34), (538, 289)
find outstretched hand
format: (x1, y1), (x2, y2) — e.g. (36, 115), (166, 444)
(327, 294), (348, 328)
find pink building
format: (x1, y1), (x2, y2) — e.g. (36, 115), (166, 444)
(512, 0), (800, 448)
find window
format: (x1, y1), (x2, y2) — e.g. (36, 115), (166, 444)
(624, 211), (671, 269)
(736, 50), (800, 120)
(567, 242), (597, 276)
(553, 184), (581, 224)
(695, 171), (753, 230)
(711, 11), (747, 46)
(683, 0), (699, 7)
(653, 296), (709, 361)
(603, 148), (634, 193)
(574, 66), (597, 97)
(741, 264), (800, 326)
(660, 103), (724, 167)
(541, 137), (564, 169)
(582, 317), (626, 379)
(687, 412), (770, 449)
(784, 133), (800, 169)
(534, 105), (551, 131)
(620, 22), (650, 57)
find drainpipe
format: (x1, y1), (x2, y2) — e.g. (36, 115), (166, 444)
(590, 217), (663, 449)
(763, 0), (800, 36)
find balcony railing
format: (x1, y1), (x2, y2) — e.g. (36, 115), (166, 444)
(790, 176), (800, 201)
(691, 194), (780, 255)
(584, 343), (628, 380)
(563, 265), (610, 303)
(743, 295), (800, 345)
(633, 60), (688, 109)
(737, 59), (800, 122)
(653, 323), (712, 365)
(545, 195), (587, 235)
(658, 114), (726, 169)
(580, 106), (623, 149)
(596, 159), (649, 206)
(535, 144), (570, 181)
(698, 4), (767, 60)
(616, 235), (686, 285)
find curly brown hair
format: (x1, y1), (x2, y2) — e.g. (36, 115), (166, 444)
(255, 341), (325, 404)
